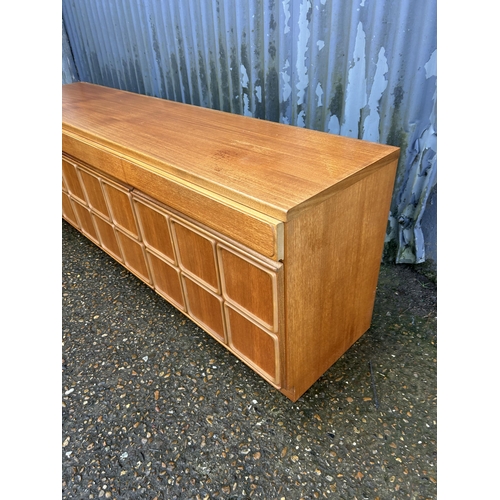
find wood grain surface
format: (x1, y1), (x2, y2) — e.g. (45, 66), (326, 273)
(134, 199), (177, 264)
(281, 159), (399, 399)
(62, 136), (282, 260)
(62, 82), (400, 402)
(63, 82), (399, 220)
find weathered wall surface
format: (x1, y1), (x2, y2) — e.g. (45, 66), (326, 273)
(62, 0), (437, 264)
(63, 19), (79, 84)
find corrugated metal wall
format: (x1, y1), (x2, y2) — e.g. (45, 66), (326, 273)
(63, 19), (79, 84)
(62, 0), (437, 264)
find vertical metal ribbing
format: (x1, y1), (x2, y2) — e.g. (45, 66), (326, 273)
(62, 0), (437, 263)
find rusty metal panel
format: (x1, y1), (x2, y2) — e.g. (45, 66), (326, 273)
(62, 0), (437, 264)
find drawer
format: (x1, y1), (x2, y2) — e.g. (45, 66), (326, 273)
(62, 135), (283, 260)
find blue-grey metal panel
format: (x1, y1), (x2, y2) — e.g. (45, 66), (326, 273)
(62, 19), (79, 84)
(62, 0), (437, 264)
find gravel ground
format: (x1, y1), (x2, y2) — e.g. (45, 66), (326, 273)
(62, 220), (437, 500)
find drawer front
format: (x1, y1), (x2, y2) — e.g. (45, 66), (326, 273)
(62, 134), (283, 260)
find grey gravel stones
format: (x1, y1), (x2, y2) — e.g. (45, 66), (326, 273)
(62, 221), (437, 499)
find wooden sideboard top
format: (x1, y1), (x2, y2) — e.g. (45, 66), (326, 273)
(63, 82), (399, 221)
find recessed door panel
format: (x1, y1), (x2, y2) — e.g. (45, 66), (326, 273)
(147, 251), (185, 311)
(102, 181), (139, 238)
(182, 275), (225, 343)
(62, 192), (79, 228)
(79, 168), (110, 220)
(62, 159), (86, 204)
(219, 247), (279, 331)
(172, 221), (219, 292)
(93, 215), (123, 262)
(72, 200), (100, 245)
(225, 305), (279, 386)
(116, 230), (151, 284)
(135, 200), (176, 263)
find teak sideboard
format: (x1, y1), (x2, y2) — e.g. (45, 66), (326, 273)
(62, 82), (399, 402)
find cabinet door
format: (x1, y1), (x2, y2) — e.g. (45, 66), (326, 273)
(62, 156), (285, 390)
(217, 244), (283, 387)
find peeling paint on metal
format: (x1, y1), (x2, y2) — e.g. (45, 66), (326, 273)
(327, 114), (340, 136)
(362, 47), (388, 143)
(282, 0), (291, 34)
(295, 0), (311, 108)
(425, 49), (437, 79)
(62, 0), (437, 264)
(297, 110), (306, 128)
(255, 85), (262, 103)
(388, 45), (437, 263)
(341, 22), (367, 138)
(315, 83), (324, 107)
(280, 59), (292, 102)
(62, 20), (79, 84)
(240, 64), (252, 117)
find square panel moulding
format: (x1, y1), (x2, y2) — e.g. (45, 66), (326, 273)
(62, 82), (399, 402)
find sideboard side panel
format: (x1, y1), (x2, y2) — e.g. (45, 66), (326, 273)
(283, 160), (398, 400)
